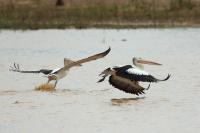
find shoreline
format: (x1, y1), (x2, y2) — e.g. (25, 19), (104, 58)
(0, 0), (200, 29)
(1, 22), (200, 30)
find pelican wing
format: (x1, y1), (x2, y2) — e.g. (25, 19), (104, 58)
(59, 47), (111, 73)
(114, 65), (161, 82)
(9, 63), (52, 75)
(109, 75), (146, 95)
(64, 58), (81, 66)
(124, 68), (170, 82)
(125, 68), (157, 82)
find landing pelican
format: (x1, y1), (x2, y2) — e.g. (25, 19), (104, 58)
(10, 47), (111, 88)
(98, 57), (170, 95)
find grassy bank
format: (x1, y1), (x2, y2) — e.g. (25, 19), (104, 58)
(0, 0), (200, 29)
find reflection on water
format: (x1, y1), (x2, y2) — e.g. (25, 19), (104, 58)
(111, 97), (145, 106)
(0, 29), (200, 133)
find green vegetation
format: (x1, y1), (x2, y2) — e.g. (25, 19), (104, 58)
(0, 0), (200, 29)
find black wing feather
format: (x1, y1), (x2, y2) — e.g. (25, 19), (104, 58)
(123, 73), (158, 82)
(113, 65), (165, 82)
(9, 63), (52, 75)
(108, 75), (146, 95)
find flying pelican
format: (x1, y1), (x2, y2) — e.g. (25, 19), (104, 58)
(98, 57), (170, 95)
(10, 47), (111, 88)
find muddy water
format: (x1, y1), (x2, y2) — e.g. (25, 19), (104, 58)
(0, 29), (200, 133)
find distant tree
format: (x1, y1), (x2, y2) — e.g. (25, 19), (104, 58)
(56, 0), (64, 6)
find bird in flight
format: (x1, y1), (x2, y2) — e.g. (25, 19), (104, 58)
(98, 57), (170, 95)
(10, 47), (111, 88)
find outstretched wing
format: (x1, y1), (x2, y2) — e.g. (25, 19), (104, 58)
(64, 58), (82, 66)
(59, 47), (111, 72)
(123, 67), (170, 82)
(114, 65), (162, 82)
(109, 75), (148, 95)
(9, 63), (52, 75)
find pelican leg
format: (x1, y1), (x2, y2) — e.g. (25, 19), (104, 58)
(54, 80), (58, 88)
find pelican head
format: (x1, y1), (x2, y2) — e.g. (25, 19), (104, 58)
(133, 57), (162, 69)
(98, 68), (115, 83)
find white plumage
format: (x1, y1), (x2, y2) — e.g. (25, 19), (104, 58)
(126, 67), (149, 75)
(51, 68), (61, 74)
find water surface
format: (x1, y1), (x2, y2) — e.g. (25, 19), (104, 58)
(0, 29), (200, 133)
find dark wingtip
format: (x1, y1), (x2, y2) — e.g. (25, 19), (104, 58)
(104, 47), (111, 56)
(162, 74), (171, 81)
(10, 62), (20, 72)
(146, 84), (151, 90)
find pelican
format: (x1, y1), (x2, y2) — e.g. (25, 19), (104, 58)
(10, 47), (111, 88)
(98, 57), (170, 95)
